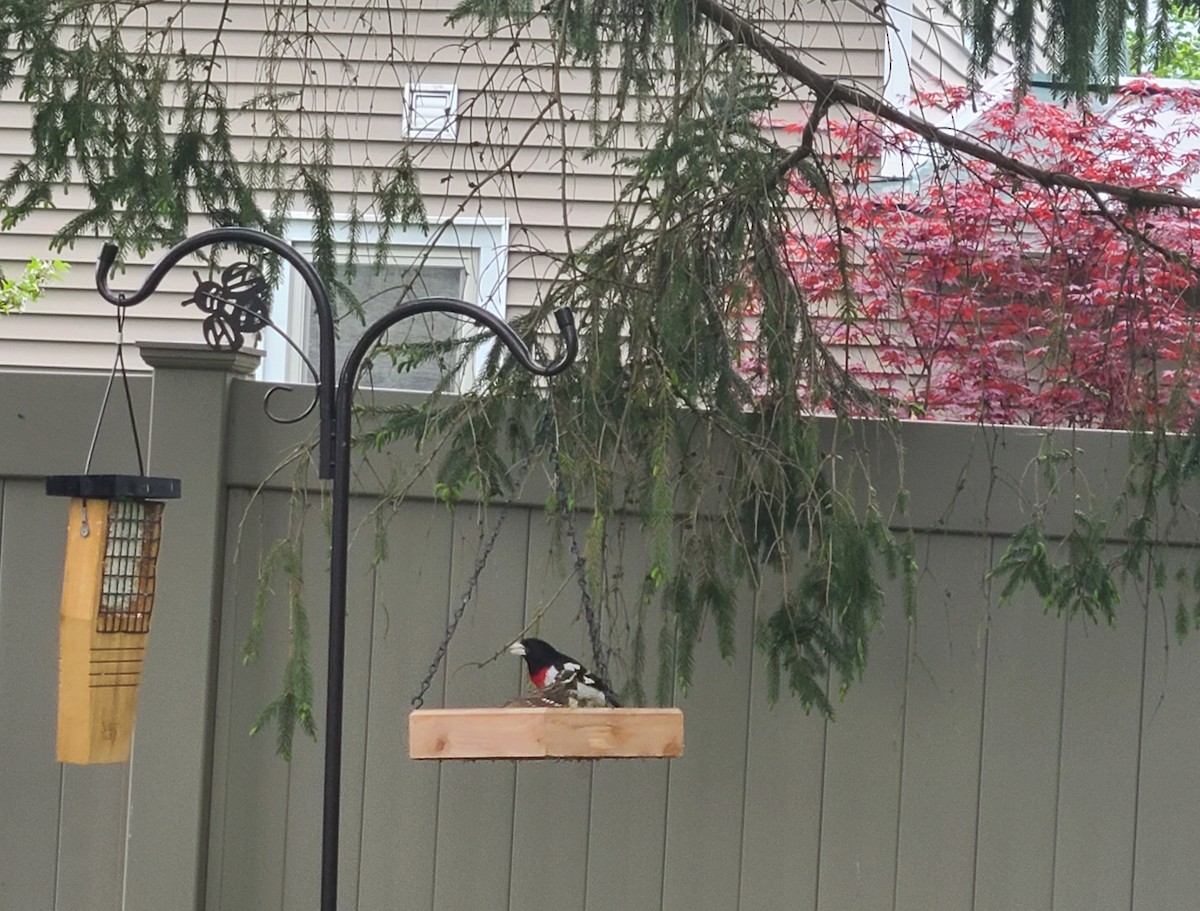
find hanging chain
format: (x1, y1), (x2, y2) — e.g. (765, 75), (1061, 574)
(410, 496), (513, 709)
(549, 436), (609, 682)
(409, 425), (610, 706)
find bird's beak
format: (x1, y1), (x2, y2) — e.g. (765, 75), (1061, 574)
(508, 640), (526, 656)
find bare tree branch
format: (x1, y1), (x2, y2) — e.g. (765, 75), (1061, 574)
(776, 89), (832, 174)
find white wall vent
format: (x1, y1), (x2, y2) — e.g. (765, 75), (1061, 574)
(404, 83), (458, 141)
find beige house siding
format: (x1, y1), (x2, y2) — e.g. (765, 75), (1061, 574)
(881, 0), (1019, 109)
(0, 0), (884, 372)
(909, 0), (1016, 91)
(910, 0), (982, 89)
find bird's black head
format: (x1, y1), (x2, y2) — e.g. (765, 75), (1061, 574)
(508, 637), (575, 672)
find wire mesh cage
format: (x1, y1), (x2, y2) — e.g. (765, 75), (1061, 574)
(45, 474), (180, 765)
(96, 498), (163, 634)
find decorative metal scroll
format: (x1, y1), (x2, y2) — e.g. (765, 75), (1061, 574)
(181, 262), (271, 351)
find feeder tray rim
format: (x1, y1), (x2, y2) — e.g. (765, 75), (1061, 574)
(46, 474), (182, 500)
(408, 705), (684, 760)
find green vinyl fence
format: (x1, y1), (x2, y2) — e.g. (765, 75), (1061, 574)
(2, 348), (1198, 911)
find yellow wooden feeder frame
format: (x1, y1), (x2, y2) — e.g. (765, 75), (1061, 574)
(409, 706), (684, 760)
(46, 474), (181, 765)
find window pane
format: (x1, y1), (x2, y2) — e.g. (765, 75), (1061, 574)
(307, 263), (467, 391)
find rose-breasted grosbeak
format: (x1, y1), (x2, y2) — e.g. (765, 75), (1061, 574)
(508, 637), (621, 707)
(504, 669), (592, 707)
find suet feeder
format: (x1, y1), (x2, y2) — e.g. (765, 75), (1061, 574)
(45, 474), (181, 764)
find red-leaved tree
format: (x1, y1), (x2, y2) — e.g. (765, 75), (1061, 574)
(744, 81), (1200, 429)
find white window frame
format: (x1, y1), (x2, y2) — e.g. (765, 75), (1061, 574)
(259, 214), (510, 391)
(879, 0), (914, 180)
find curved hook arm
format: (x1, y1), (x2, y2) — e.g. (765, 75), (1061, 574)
(338, 297), (575, 396)
(94, 227), (339, 478)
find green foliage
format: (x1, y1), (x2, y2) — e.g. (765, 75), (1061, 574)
(0, 256), (67, 313)
(243, 494), (318, 760)
(1137, 6), (1200, 79)
(990, 519), (1056, 603)
(754, 508), (906, 716)
(0, 19), (263, 253)
(372, 157), (428, 267)
(658, 539), (737, 703)
(359, 55), (914, 713)
(963, 0), (1198, 98)
(986, 418), (1200, 644)
(0, 2), (424, 279)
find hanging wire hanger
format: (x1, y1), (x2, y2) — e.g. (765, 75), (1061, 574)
(84, 305), (146, 476)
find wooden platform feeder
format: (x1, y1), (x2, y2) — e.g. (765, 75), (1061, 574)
(409, 707), (684, 760)
(45, 474), (181, 765)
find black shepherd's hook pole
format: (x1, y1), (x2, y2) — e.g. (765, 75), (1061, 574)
(322, 301), (575, 910)
(94, 228), (579, 911)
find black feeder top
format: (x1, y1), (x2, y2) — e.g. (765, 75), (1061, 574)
(45, 474), (182, 500)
